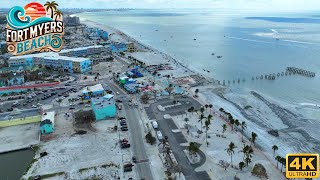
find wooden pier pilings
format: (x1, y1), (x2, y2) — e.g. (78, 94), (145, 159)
(217, 66), (316, 86)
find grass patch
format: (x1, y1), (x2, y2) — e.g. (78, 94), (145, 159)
(79, 167), (93, 173)
(41, 172), (65, 179)
(244, 105), (252, 110)
(31, 145), (40, 152)
(0, 115), (41, 128)
(24, 158), (38, 175)
(101, 162), (119, 169)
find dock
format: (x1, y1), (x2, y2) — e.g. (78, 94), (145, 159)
(216, 66), (316, 86)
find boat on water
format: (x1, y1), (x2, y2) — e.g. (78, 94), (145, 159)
(193, 38), (196, 40)
(217, 56), (223, 58)
(211, 53), (215, 55)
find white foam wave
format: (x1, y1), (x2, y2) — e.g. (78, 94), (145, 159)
(226, 36), (273, 44)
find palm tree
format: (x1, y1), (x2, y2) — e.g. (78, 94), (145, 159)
(245, 156), (252, 166)
(205, 104), (209, 112)
(225, 142), (237, 167)
(230, 118), (235, 131)
(250, 132), (258, 146)
(57, 98), (62, 112)
(54, 9), (63, 21)
(275, 155), (282, 168)
(44, 1), (59, 19)
(272, 145), (278, 157)
(188, 142), (199, 158)
(88, 91), (93, 98)
(280, 157), (286, 172)
(240, 121), (247, 142)
(222, 124), (227, 134)
(207, 114), (213, 124)
(239, 144), (250, 160)
(209, 104), (213, 113)
(234, 119), (240, 130)
(204, 119), (211, 146)
(198, 114), (205, 132)
(184, 118), (190, 134)
(200, 107), (205, 114)
(165, 84), (174, 97)
(239, 161), (245, 171)
(195, 89), (199, 96)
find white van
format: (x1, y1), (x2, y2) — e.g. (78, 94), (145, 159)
(152, 121), (159, 129)
(156, 131), (163, 141)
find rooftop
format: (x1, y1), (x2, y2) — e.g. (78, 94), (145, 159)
(41, 111), (55, 126)
(60, 45), (104, 53)
(9, 52), (90, 62)
(83, 84), (104, 94)
(91, 95), (115, 110)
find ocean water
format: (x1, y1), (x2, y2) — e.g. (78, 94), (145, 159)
(77, 9), (320, 105)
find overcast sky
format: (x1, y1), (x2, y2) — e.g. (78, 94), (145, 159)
(1, 0), (320, 12)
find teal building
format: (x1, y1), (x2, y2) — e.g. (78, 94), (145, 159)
(40, 111), (55, 134)
(91, 94), (116, 121)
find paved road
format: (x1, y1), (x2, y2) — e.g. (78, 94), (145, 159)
(147, 97), (211, 180)
(106, 80), (154, 180)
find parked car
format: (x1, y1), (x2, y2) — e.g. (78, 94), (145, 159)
(132, 156), (137, 163)
(118, 117), (126, 120)
(123, 163), (133, 172)
(120, 121), (127, 126)
(32, 105), (37, 108)
(121, 127), (128, 131)
(156, 131), (163, 141)
(152, 121), (159, 129)
(7, 108), (14, 111)
(121, 143), (130, 149)
(69, 107), (75, 110)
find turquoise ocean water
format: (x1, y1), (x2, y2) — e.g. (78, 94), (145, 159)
(77, 9), (320, 105)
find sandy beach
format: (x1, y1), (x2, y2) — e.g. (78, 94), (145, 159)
(79, 18), (320, 179)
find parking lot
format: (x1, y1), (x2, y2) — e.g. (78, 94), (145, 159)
(0, 84), (85, 113)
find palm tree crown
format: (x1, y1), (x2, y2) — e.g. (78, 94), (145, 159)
(45, 1), (59, 19)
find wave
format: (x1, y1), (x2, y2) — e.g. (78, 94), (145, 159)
(225, 36), (273, 44)
(281, 39), (319, 45)
(7, 6), (52, 30)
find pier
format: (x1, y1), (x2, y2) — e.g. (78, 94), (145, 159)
(217, 66), (316, 86)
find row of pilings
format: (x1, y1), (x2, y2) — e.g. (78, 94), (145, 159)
(215, 67), (316, 86)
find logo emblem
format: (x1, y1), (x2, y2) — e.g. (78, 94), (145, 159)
(6, 1), (64, 55)
(286, 153), (319, 178)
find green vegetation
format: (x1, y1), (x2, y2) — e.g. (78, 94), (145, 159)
(31, 145), (40, 152)
(24, 158), (38, 176)
(41, 172), (65, 179)
(145, 131), (156, 145)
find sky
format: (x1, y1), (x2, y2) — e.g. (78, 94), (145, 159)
(1, 0), (320, 13)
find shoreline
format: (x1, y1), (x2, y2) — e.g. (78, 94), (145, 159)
(79, 15), (320, 155)
(80, 19), (217, 84)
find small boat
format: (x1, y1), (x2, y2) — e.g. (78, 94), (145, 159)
(156, 30), (159, 31)
(207, 70), (210, 73)
(217, 56), (222, 58)
(193, 38), (196, 40)
(211, 53), (215, 55)
(276, 38), (279, 41)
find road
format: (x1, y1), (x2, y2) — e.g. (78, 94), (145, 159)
(146, 97), (211, 180)
(106, 80), (154, 180)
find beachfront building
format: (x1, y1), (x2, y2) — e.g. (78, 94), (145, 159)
(8, 52), (92, 73)
(125, 42), (135, 52)
(96, 29), (108, 40)
(40, 111), (55, 134)
(82, 83), (105, 99)
(63, 16), (80, 26)
(110, 42), (127, 53)
(59, 45), (105, 57)
(91, 94), (117, 120)
(7, 73), (24, 86)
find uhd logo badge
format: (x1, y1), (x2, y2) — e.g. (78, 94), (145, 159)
(6, 1), (64, 56)
(286, 154), (319, 178)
